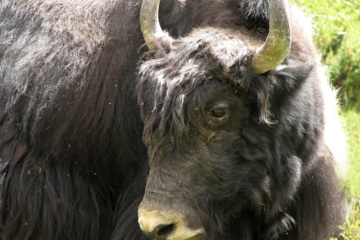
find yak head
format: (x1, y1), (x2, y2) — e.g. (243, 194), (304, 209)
(136, 0), (313, 239)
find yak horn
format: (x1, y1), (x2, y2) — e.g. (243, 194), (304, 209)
(252, 0), (291, 74)
(140, 0), (164, 50)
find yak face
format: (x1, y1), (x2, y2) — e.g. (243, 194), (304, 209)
(136, 28), (312, 239)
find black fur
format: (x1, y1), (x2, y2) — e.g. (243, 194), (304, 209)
(0, 0), (346, 239)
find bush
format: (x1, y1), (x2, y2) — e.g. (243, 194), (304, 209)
(293, 0), (360, 110)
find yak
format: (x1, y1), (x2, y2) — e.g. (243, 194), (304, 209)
(0, 0), (347, 239)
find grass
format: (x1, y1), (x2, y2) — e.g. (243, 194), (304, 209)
(335, 111), (360, 239)
(293, 0), (360, 111)
(342, 111), (360, 197)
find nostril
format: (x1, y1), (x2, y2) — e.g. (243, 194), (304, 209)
(138, 208), (203, 239)
(138, 211), (177, 239)
(155, 223), (174, 238)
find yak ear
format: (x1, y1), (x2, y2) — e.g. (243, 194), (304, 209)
(270, 62), (314, 94)
(228, 61), (313, 125)
(253, 62), (313, 124)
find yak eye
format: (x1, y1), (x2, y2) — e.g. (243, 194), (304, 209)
(207, 103), (230, 126)
(211, 106), (229, 118)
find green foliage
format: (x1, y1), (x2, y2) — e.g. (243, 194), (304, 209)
(333, 111), (360, 239)
(337, 200), (360, 240)
(293, 0), (360, 110)
(342, 111), (360, 197)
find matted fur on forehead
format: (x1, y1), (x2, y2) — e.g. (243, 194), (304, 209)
(137, 26), (314, 141)
(136, 27), (254, 140)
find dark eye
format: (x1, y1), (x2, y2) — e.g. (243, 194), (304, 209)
(211, 107), (229, 118)
(207, 103), (230, 126)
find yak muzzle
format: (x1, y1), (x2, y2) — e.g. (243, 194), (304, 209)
(138, 208), (204, 240)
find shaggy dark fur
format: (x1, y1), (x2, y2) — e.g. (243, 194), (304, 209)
(0, 0), (346, 239)
(137, 2), (347, 240)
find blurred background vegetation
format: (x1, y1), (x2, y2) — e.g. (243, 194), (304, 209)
(293, 0), (360, 238)
(293, 0), (360, 111)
